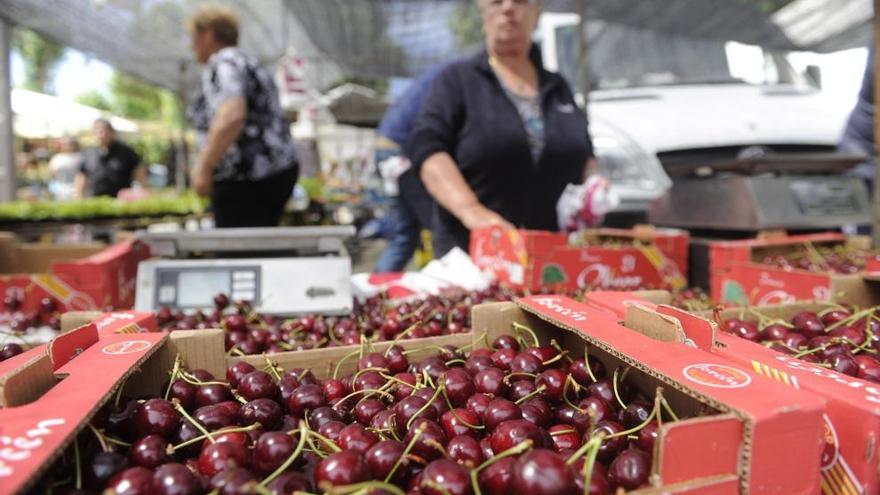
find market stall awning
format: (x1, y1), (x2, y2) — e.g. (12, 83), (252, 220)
(11, 88), (138, 139)
(773, 0), (873, 53)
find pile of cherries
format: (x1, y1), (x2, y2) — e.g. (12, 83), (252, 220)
(0, 294), (61, 361)
(761, 245), (876, 275)
(155, 286), (522, 356)
(722, 307), (880, 382)
(38, 331), (680, 494)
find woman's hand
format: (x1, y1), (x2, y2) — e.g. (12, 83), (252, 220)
(190, 164), (213, 196)
(459, 203), (515, 231)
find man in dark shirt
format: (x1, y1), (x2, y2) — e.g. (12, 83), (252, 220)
(841, 47), (875, 180)
(74, 119), (146, 198)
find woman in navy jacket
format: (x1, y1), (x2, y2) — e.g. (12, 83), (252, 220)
(407, 0), (595, 256)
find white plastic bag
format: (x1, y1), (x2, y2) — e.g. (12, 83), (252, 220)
(556, 176), (620, 232)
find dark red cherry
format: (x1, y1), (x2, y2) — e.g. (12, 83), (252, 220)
(608, 448), (652, 490)
(314, 451), (370, 488)
(511, 449), (575, 495)
(490, 419), (545, 453)
(130, 434), (170, 468)
(153, 462), (202, 495)
(420, 459), (473, 495)
(448, 434), (483, 467)
(134, 399), (180, 438)
(106, 467), (154, 495)
(240, 398), (283, 430)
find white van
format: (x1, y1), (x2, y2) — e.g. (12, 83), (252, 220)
(538, 14), (851, 220)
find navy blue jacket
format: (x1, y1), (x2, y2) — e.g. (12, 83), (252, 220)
(379, 64), (448, 147)
(407, 46), (593, 256)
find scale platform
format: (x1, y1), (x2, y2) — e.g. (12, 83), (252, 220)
(135, 226), (355, 315)
(649, 154), (872, 231)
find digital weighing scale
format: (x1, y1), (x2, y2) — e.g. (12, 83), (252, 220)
(646, 153), (872, 289)
(135, 226), (355, 315)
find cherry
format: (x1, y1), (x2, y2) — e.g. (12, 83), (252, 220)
(358, 352), (390, 371)
(490, 419), (545, 453)
(414, 356), (448, 381)
(792, 312), (825, 339)
(621, 400), (652, 429)
(134, 399), (180, 438)
(225, 314), (247, 333)
(478, 456), (515, 495)
(492, 335), (520, 351)
(829, 353), (859, 376)
(509, 352), (543, 374)
(309, 406), (344, 430)
(3, 294), (21, 312)
(317, 420), (346, 446)
(0, 343), (24, 362)
(587, 379), (615, 405)
(465, 355), (495, 376)
(238, 371), (279, 401)
(337, 423), (380, 454)
(441, 408), (483, 438)
(548, 424), (581, 452)
(85, 451), (129, 489)
(106, 467), (154, 495)
(390, 372), (418, 401)
(637, 422), (660, 452)
(353, 370), (387, 392)
(555, 404), (590, 434)
(364, 440), (406, 482)
(609, 448), (652, 490)
(594, 420), (627, 464)
(315, 451), (370, 489)
(394, 395), (437, 433)
(252, 431), (297, 476)
(167, 379), (198, 412)
(444, 368), (476, 407)
(855, 355), (880, 382)
(821, 310), (851, 327)
(412, 387), (449, 417)
(727, 320), (760, 341)
(385, 345), (409, 374)
(481, 398), (522, 431)
(406, 418), (448, 460)
(240, 398), (283, 430)
(569, 357), (605, 386)
(225, 362), (256, 388)
(536, 369), (568, 403)
(782, 332), (809, 350)
(130, 434), (170, 468)
(322, 379), (347, 402)
(448, 434), (483, 467)
(265, 472), (312, 495)
(511, 449), (575, 495)
(831, 326), (866, 346)
(521, 400), (553, 429)
(287, 384), (326, 416)
(370, 409), (398, 432)
(354, 398), (386, 425)
(490, 348), (517, 371)
(214, 292), (230, 309)
(193, 404), (237, 432)
(420, 459), (473, 495)
(195, 384), (233, 408)
(466, 393), (492, 418)
(760, 324), (790, 341)
(210, 467), (259, 494)
(153, 462), (201, 495)
(198, 441), (250, 477)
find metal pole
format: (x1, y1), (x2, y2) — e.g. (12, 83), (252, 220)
(874, 0), (880, 243)
(176, 60), (188, 192)
(576, 0), (590, 111)
(0, 18), (14, 203)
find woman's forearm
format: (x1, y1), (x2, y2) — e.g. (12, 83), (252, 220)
(420, 152), (480, 218)
(197, 97), (246, 173)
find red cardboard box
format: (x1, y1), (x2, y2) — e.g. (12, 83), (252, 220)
(470, 226), (689, 292)
(0, 234), (149, 314)
(515, 295), (825, 494)
(708, 232), (873, 305)
(0, 325), (165, 493)
(584, 291), (879, 495)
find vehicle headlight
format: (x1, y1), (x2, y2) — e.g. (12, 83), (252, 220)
(592, 135), (670, 191)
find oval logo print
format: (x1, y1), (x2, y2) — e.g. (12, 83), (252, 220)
(682, 364), (751, 389)
(102, 340), (152, 355)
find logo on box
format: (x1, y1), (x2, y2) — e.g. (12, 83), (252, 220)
(683, 364), (752, 389)
(102, 341), (152, 355)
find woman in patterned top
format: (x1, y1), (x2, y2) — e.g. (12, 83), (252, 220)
(407, 0), (597, 256)
(188, 6), (299, 228)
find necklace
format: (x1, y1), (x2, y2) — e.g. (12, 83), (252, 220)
(489, 56), (534, 95)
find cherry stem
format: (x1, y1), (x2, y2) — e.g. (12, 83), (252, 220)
(542, 349), (568, 367)
(338, 387), (395, 404)
(580, 434), (605, 495)
(503, 371), (537, 384)
(550, 429), (578, 436)
(164, 355), (183, 401)
(440, 388), (484, 429)
(308, 429), (342, 453)
(445, 358), (467, 367)
(470, 440), (533, 495)
(563, 375), (585, 413)
(407, 381), (444, 431)
(73, 437), (82, 490)
(103, 436), (132, 448)
(326, 481), (406, 495)
(172, 399), (215, 444)
(514, 385), (547, 405)
(263, 356), (283, 381)
(86, 423), (111, 453)
(178, 370), (230, 388)
(612, 367), (627, 410)
(385, 423), (425, 483)
(583, 348), (598, 383)
(354, 366), (387, 382)
(171, 423), (261, 452)
(386, 320), (425, 352)
(260, 424), (308, 487)
(511, 322), (540, 347)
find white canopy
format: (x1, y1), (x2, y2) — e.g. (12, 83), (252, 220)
(11, 88), (139, 139)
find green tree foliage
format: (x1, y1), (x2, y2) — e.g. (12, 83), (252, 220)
(11, 28), (66, 94)
(75, 91), (112, 112)
(75, 71), (183, 127)
(449, 2), (483, 49)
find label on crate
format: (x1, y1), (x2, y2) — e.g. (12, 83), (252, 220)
(682, 364), (752, 389)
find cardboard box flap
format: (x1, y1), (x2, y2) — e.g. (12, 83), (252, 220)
(0, 353), (54, 408)
(624, 304), (688, 344)
(48, 323), (99, 370)
(656, 413), (742, 485)
(655, 305), (717, 351)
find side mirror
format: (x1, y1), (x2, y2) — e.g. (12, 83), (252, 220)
(805, 65), (822, 89)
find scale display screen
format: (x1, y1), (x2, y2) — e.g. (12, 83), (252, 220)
(177, 271), (230, 307)
(789, 180), (860, 216)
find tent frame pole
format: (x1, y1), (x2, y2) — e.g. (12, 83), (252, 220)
(0, 17), (14, 203)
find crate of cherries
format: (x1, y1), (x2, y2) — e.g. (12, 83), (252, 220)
(28, 314), (696, 494)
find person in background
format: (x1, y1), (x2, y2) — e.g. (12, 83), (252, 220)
(187, 5), (298, 228)
(374, 64), (446, 272)
(74, 119), (146, 198)
(841, 47), (875, 185)
(48, 137), (82, 200)
(407, 0), (596, 257)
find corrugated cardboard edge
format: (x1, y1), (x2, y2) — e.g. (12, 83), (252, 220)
(124, 329), (225, 398)
(61, 311), (104, 333)
(17, 332), (168, 494)
(0, 353), (54, 407)
(624, 304), (686, 343)
(512, 299), (755, 494)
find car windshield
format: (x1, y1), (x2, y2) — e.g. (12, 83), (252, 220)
(554, 22), (798, 91)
